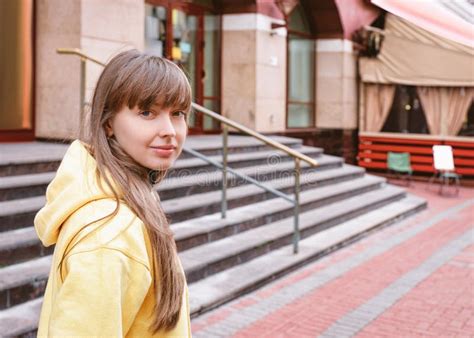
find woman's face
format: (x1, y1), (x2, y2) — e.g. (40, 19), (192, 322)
(107, 103), (188, 171)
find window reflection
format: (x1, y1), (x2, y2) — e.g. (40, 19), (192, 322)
(287, 36), (314, 128)
(171, 9), (197, 98)
(145, 4), (167, 57)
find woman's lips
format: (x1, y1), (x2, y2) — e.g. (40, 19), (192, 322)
(150, 146), (176, 158)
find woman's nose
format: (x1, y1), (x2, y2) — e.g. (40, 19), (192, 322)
(158, 115), (176, 138)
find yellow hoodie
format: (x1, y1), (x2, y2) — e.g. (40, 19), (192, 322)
(34, 140), (191, 337)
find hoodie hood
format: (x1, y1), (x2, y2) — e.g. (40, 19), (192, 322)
(34, 140), (122, 247)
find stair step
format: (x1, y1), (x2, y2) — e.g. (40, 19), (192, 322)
(0, 160), (61, 179)
(0, 228), (53, 267)
(0, 196), (45, 232)
(172, 174), (385, 251)
(158, 153), (342, 200)
(0, 142), (67, 178)
(0, 172), (56, 202)
(0, 297), (42, 337)
(180, 184), (405, 283)
(0, 256), (51, 310)
(188, 194), (427, 316)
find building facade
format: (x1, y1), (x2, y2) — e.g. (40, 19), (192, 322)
(2, 0), (381, 163)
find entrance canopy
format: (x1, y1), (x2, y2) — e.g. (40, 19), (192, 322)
(372, 0), (473, 47)
(359, 2), (474, 86)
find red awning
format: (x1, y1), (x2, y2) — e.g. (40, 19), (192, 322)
(371, 0), (474, 47)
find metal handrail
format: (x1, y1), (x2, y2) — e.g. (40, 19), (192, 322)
(57, 48), (319, 254)
(57, 48), (106, 66)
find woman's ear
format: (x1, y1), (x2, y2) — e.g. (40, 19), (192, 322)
(104, 120), (113, 137)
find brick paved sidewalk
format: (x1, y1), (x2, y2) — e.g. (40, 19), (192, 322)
(191, 182), (474, 337)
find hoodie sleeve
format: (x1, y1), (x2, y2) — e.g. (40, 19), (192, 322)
(48, 247), (152, 337)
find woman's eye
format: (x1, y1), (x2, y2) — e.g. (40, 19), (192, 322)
(173, 111), (187, 118)
(140, 110), (153, 118)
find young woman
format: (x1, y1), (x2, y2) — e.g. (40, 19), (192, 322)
(34, 49), (192, 337)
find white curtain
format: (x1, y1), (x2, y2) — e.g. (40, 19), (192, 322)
(417, 87), (474, 135)
(364, 83), (396, 132)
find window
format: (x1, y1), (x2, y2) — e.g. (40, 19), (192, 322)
(382, 85), (429, 134)
(287, 36), (314, 128)
(144, 4), (167, 57)
(286, 5), (315, 128)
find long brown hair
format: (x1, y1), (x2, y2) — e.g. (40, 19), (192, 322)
(81, 49), (191, 332)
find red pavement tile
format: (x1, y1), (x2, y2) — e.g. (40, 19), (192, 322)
(191, 308), (233, 333)
(357, 244), (474, 338)
(231, 296), (260, 310)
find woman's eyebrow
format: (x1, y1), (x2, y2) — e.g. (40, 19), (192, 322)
(163, 105), (188, 112)
(143, 105), (187, 113)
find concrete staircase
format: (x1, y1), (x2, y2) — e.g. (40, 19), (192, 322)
(0, 135), (426, 337)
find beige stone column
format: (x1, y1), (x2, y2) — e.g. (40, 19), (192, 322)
(221, 13), (287, 133)
(316, 39), (358, 131)
(35, 0), (82, 139)
(35, 0), (144, 140)
(81, 0), (145, 104)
